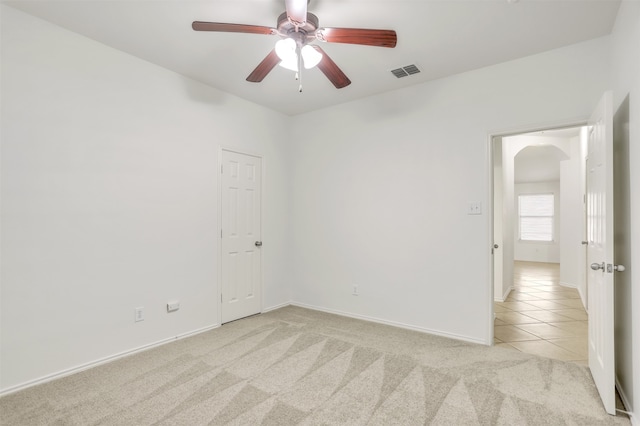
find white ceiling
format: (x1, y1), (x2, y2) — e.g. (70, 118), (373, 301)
(3, 0), (621, 116)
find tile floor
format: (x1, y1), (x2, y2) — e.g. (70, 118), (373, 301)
(494, 261), (588, 365)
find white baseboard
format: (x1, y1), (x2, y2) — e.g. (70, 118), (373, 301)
(616, 377), (637, 424)
(0, 302), (493, 396)
(577, 286), (587, 311)
(494, 286), (513, 302)
(0, 323), (220, 397)
(290, 302), (488, 345)
(262, 301), (291, 313)
(559, 281), (577, 289)
(559, 281), (588, 311)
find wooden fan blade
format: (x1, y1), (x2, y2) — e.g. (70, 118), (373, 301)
(192, 21), (275, 35)
(313, 46), (351, 89)
(317, 28), (397, 48)
(246, 49), (281, 83)
(285, 0), (307, 25)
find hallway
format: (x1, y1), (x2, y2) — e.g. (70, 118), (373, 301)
(494, 261), (588, 364)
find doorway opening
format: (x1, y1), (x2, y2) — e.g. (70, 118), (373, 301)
(492, 125), (590, 364)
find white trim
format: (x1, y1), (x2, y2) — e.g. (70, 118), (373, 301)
(291, 302), (488, 346)
(487, 117), (588, 139)
(559, 281), (578, 289)
(217, 148), (223, 326)
(219, 146), (263, 159)
(616, 377), (637, 425)
(262, 301), (291, 313)
(494, 286), (513, 303)
(577, 286), (587, 311)
(625, 413), (637, 426)
(486, 132), (495, 344)
(559, 281), (588, 311)
(0, 323), (220, 397)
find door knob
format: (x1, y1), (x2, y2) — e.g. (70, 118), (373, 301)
(591, 262), (605, 271)
(493, 244), (499, 249)
(255, 241), (262, 247)
(581, 241), (588, 245)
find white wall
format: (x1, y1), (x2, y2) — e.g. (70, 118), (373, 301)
(289, 36), (611, 344)
(0, 6), (291, 392)
(513, 181), (561, 263)
(611, 0), (640, 420)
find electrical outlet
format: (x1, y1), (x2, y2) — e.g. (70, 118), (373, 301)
(167, 301), (180, 312)
(352, 285), (359, 296)
(467, 202), (482, 215)
(134, 307), (144, 322)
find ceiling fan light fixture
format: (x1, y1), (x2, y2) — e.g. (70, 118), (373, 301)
(275, 38), (296, 61)
(279, 56), (299, 72)
(275, 38), (299, 71)
(301, 45), (322, 69)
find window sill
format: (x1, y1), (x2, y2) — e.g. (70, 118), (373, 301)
(518, 240), (555, 245)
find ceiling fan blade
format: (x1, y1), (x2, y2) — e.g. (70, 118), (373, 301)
(192, 21), (275, 35)
(246, 49), (281, 83)
(313, 46), (351, 89)
(285, 0), (307, 25)
(316, 28), (397, 48)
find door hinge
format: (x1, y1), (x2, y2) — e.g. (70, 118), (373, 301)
(220, 229), (223, 238)
(220, 294), (222, 303)
(221, 164), (223, 174)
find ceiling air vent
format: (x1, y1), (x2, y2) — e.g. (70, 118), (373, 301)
(391, 64), (421, 78)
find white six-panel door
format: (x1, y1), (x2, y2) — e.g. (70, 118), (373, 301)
(220, 150), (262, 324)
(586, 91), (615, 415)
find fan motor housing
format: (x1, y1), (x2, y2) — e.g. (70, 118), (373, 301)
(277, 12), (319, 39)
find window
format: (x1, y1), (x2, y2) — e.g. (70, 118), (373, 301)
(518, 194), (554, 242)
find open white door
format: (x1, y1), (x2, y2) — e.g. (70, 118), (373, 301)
(220, 150), (262, 324)
(586, 91), (616, 415)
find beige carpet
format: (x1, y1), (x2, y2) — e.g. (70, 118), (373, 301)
(1, 306), (630, 425)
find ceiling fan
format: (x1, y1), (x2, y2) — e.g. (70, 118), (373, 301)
(192, 0), (397, 90)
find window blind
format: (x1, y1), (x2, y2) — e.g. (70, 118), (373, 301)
(519, 194), (554, 242)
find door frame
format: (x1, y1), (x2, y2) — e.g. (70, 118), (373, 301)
(486, 117), (587, 343)
(217, 147), (265, 325)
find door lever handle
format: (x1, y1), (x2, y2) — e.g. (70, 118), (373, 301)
(581, 241), (588, 245)
(255, 241), (262, 247)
